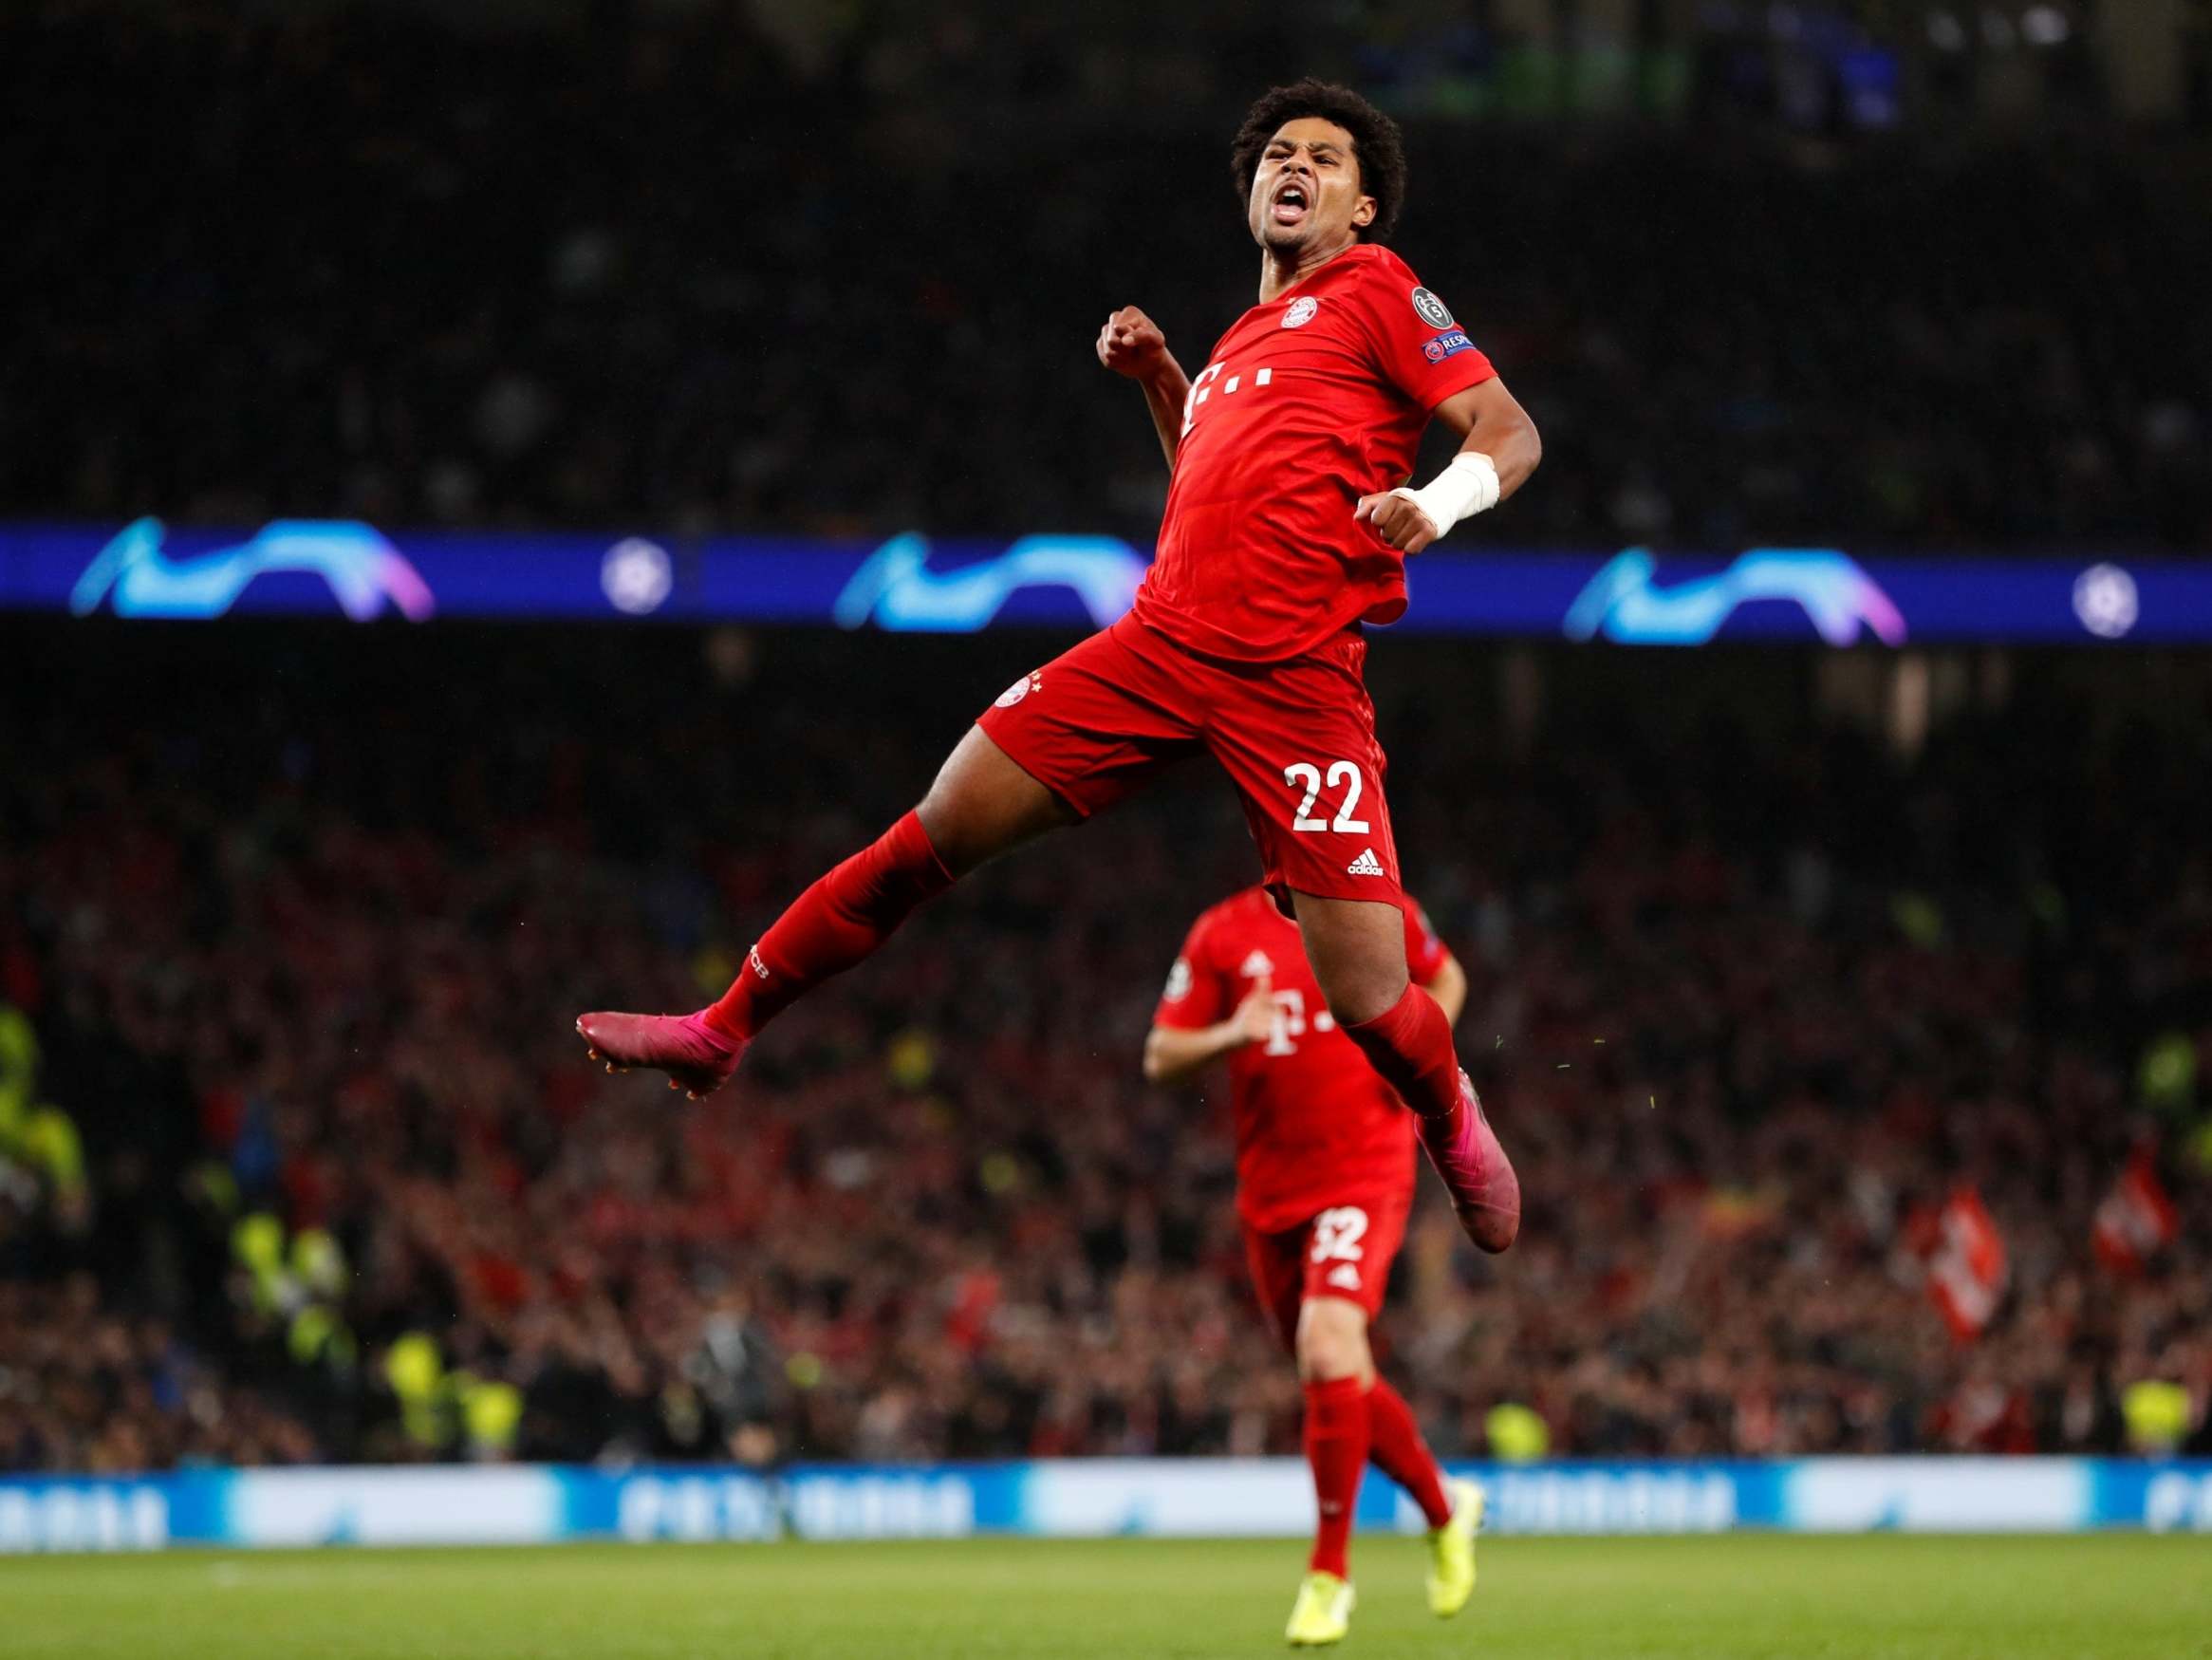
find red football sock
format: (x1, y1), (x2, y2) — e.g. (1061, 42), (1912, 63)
(1303, 1375), (1369, 1578)
(706, 810), (954, 1040)
(1365, 1378), (1451, 1528)
(1341, 982), (1460, 1121)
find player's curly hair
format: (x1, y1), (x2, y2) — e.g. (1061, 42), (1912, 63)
(1230, 79), (1406, 243)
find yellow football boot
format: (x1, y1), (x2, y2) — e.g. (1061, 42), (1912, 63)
(1425, 1478), (1485, 1617)
(1285, 1569), (1356, 1647)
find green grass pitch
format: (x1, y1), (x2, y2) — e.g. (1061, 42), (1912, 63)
(4, 1534), (2206, 1658)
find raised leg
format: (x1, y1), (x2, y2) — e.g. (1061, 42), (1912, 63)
(1292, 891), (1520, 1253)
(577, 728), (1073, 1096)
(914, 724), (1078, 877)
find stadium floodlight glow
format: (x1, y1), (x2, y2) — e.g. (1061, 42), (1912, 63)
(68, 517), (434, 622)
(1561, 550), (1907, 647)
(601, 537), (673, 615)
(2020, 6), (2070, 47)
(1926, 9), (1968, 49)
(2072, 563), (2138, 640)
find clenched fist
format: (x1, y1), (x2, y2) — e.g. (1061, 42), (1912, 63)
(1227, 977), (1275, 1047)
(1354, 491), (1441, 555)
(1097, 306), (1168, 379)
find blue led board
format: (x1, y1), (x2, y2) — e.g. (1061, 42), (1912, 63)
(3, 518), (2204, 645)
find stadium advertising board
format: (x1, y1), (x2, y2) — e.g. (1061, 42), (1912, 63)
(4, 520), (2205, 645)
(3, 1460), (2209, 1553)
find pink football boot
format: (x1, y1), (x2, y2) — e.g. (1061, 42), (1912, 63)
(1415, 1071), (1521, 1253)
(576, 1010), (745, 1100)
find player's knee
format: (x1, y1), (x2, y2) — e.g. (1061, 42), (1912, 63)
(913, 785), (983, 875)
(917, 730), (1070, 876)
(1310, 953), (1405, 1029)
(1295, 1299), (1372, 1384)
(1296, 900), (1411, 1026)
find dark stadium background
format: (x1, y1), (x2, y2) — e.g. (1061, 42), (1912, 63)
(4, 0), (2209, 1483)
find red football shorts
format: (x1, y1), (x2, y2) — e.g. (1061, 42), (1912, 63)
(1242, 1190), (1413, 1347)
(975, 614), (1402, 905)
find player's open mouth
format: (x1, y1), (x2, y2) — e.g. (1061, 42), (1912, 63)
(1271, 183), (1310, 226)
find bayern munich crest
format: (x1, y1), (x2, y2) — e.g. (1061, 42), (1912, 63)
(1281, 296), (1318, 328)
(994, 671), (1041, 708)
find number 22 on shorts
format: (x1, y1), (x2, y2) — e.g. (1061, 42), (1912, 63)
(1283, 760), (1369, 833)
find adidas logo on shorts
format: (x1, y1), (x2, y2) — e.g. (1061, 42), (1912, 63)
(1346, 848), (1385, 877)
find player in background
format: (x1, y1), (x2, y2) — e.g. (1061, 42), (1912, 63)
(579, 79), (1537, 1254)
(1147, 887), (1482, 1647)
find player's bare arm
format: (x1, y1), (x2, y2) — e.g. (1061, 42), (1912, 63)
(1425, 947), (1467, 1025)
(1097, 305), (1191, 471)
(1355, 378), (1543, 555)
(1143, 975), (1272, 1085)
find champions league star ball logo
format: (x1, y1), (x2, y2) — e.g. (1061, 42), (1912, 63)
(1281, 296), (1319, 328)
(600, 537), (673, 615)
(2073, 564), (2138, 640)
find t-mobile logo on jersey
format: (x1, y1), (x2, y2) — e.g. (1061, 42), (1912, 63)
(1180, 362), (1276, 438)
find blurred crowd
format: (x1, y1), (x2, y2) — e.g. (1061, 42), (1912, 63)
(0, 1277), (315, 1472)
(5, 1), (2210, 553)
(3, 622), (2207, 1471)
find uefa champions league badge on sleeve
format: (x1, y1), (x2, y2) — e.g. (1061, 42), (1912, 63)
(1410, 287), (1454, 329)
(1281, 296), (1319, 328)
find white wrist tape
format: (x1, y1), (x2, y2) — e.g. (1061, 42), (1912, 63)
(1390, 452), (1499, 540)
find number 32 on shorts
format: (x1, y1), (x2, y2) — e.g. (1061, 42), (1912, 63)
(1310, 1206), (1368, 1263)
(1282, 760), (1370, 833)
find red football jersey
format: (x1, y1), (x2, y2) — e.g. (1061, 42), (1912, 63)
(1153, 886), (1450, 1232)
(1132, 243), (1496, 663)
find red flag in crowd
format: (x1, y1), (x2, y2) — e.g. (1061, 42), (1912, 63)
(1925, 1185), (2007, 1341)
(2091, 1148), (2178, 1278)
